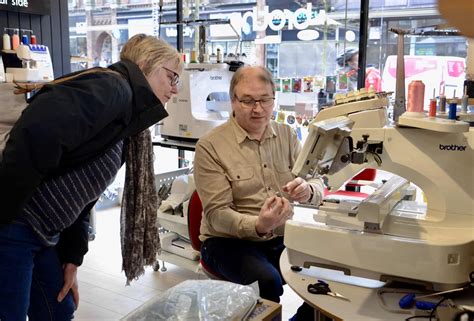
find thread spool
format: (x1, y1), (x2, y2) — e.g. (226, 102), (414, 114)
(448, 101), (457, 120)
(461, 86), (468, 113)
(209, 53), (217, 63)
(21, 34), (29, 45)
(11, 30), (20, 50)
(428, 100), (437, 117)
(190, 50), (197, 63)
(3, 33), (11, 50)
(439, 95), (446, 113)
(216, 48), (222, 63)
(407, 80), (425, 113)
(30, 35), (36, 44)
(429, 90), (437, 118)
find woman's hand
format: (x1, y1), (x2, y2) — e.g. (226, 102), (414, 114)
(57, 263), (79, 309)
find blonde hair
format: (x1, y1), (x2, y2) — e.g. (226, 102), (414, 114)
(120, 34), (183, 76)
(229, 65), (275, 100)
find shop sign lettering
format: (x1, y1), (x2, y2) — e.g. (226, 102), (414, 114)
(165, 27), (195, 39)
(0, 0), (50, 15)
(10, 0), (28, 7)
(242, 4), (317, 32)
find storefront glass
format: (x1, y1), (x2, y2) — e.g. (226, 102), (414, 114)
(68, 0), (467, 109)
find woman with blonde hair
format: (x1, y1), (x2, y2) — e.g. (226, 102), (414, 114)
(0, 34), (182, 320)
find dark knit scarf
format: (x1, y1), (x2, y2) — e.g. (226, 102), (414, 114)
(121, 129), (159, 284)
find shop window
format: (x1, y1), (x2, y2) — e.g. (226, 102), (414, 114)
(68, 0), (467, 111)
(369, 5), (467, 107)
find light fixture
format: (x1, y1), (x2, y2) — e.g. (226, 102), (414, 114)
(345, 30), (356, 42)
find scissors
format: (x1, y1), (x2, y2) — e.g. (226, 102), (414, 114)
(307, 280), (350, 301)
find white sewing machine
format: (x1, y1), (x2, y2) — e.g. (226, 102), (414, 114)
(4, 44), (54, 82)
(284, 93), (474, 291)
(159, 63), (233, 142)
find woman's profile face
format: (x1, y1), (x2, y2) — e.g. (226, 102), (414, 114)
(144, 60), (180, 104)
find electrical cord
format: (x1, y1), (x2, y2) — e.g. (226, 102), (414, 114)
(367, 151), (382, 166)
(429, 298), (448, 321)
(405, 316), (430, 320)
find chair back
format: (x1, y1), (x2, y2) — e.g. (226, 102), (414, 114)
(186, 190), (228, 280)
(187, 190), (203, 252)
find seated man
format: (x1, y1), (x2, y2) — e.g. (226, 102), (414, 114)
(193, 65), (324, 318)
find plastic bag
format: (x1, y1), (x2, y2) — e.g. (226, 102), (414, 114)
(123, 280), (258, 321)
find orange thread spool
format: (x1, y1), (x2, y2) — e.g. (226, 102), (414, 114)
(190, 50), (197, 63)
(11, 32), (20, 50)
(407, 80), (425, 113)
(429, 99), (437, 117)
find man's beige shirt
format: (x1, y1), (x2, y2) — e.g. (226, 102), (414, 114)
(194, 116), (324, 242)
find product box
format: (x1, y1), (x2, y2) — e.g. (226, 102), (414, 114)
(303, 76), (314, 92)
(326, 76), (337, 94)
(274, 78), (282, 92)
(282, 78), (292, 93)
(292, 78), (302, 93)
(248, 299), (282, 321)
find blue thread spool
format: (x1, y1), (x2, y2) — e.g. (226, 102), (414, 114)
(21, 34), (29, 45)
(448, 101), (457, 120)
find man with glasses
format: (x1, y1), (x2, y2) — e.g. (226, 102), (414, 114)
(194, 66), (323, 320)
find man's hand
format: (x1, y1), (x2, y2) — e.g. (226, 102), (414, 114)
(57, 263), (79, 309)
(256, 195), (293, 235)
(282, 177), (312, 203)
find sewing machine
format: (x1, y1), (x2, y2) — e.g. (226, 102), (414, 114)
(3, 44), (54, 82)
(284, 94), (474, 291)
(159, 63), (233, 142)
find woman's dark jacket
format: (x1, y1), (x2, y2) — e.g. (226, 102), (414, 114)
(0, 60), (168, 265)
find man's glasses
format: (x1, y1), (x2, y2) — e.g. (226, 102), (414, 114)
(162, 66), (180, 86)
(235, 96), (275, 109)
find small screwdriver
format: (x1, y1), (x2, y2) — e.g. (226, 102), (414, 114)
(399, 286), (469, 309)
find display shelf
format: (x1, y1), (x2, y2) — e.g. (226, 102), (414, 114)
(157, 210), (189, 239)
(152, 137), (197, 152)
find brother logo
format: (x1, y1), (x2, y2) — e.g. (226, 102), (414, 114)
(210, 75), (222, 80)
(439, 144), (467, 151)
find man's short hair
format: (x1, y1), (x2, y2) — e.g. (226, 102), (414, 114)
(229, 66), (275, 100)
